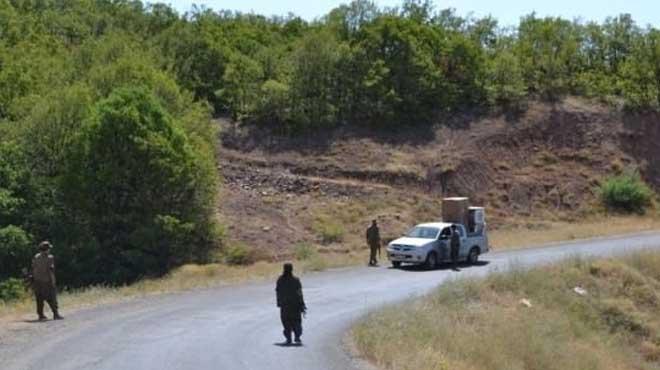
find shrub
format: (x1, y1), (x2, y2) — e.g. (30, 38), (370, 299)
(599, 172), (654, 213)
(313, 216), (344, 244)
(294, 243), (318, 261)
(0, 278), (26, 302)
(0, 225), (33, 281)
(224, 243), (254, 266)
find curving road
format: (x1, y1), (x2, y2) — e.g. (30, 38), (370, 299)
(2, 231), (660, 370)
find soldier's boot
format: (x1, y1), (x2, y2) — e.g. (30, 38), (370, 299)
(37, 298), (47, 320)
(283, 331), (292, 345)
(48, 298), (63, 320)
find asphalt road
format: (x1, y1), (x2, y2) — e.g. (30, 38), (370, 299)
(3, 231), (660, 370)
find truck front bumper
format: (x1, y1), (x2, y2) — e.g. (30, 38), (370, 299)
(387, 249), (426, 264)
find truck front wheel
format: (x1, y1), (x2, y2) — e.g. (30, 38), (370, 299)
(392, 261), (402, 268)
(425, 252), (438, 270)
(467, 247), (480, 264)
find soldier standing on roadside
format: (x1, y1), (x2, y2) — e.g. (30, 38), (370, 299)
(32, 241), (63, 321)
(450, 225), (461, 271)
(276, 263), (306, 345)
(366, 220), (381, 266)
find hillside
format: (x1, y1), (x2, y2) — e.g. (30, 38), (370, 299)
(217, 98), (660, 259)
(3, 0), (660, 288)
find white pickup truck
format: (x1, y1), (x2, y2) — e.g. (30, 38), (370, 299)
(386, 222), (489, 268)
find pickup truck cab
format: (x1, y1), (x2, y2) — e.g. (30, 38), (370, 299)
(386, 222), (489, 269)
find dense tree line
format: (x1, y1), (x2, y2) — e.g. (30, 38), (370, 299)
(0, 0), (659, 288)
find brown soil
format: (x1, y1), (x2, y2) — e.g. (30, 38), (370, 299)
(216, 98), (660, 258)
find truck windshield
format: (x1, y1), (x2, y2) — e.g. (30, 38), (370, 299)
(406, 227), (440, 239)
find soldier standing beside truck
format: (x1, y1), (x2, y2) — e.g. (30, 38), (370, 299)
(450, 225), (461, 271)
(366, 220), (381, 266)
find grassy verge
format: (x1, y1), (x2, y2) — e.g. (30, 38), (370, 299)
(489, 214), (660, 250)
(0, 252), (358, 320)
(352, 251), (660, 370)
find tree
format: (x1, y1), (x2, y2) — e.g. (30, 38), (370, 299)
(65, 87), (218, 284)
(485, 48), (527, 109)
(288, 31), (343, 129)
(352, 16), (448, 125)
(218, 52), (264, 120)
(326, 0), (380, 39)
(620, 29), (660, 110)
(0, 141), (34, 280)
(516, 15), (582, 100)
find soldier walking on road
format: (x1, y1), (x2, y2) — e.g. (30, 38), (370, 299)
(32, 241), (63, 321)
(450, 225), (461, 271)
(366, 220), (381, 266)
(276, 263), (306, 345)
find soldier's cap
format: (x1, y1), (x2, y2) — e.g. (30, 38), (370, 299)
(39, 241), (53, 251)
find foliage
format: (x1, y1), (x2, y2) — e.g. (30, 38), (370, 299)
(313, 215), (345, 244)
(294, 243), (318, 261)
(485, 48), (527, 109)
(599, 172), (654, 213)
(63, 87), (218, 284)
(0, 278), (25, 302)
(224, 243), (255, 266)
(1, 0), (660, 288)
(0, 225), (32, 280)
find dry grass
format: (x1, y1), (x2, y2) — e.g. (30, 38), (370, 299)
(490, 214), (660, 250)
(352, 252), (660, 370)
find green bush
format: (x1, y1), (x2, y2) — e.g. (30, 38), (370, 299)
(224, 243), (254, 266)
(294, 243), (318, 261)
(313, 216), (344, 244)
(0, 278), (26, 302)
(599, 172), (654, 213)
(0, 225), (33, 281)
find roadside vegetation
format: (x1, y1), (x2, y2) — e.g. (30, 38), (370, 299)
(353, 251), (660, 370)
(2, 0), (660, 302)
(600, 171), (655, 214)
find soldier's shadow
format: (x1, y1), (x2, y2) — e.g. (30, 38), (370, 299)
(22, 319), (47, 324)
(273, 342), (304, 348)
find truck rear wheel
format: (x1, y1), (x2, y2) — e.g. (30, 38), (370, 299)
(425, 252), (438, 270)
(391, 261), (402, 268)
(467, 247), (480, 265)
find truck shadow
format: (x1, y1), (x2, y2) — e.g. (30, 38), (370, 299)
(391, 260), (490, 272)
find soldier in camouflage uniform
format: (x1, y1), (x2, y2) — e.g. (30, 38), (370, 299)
(276, 263), (306, 345)
(32, 241), (63, 321)
(366, 220), (381, 266)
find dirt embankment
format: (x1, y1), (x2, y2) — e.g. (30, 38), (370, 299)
(216, 98), (659, 257)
